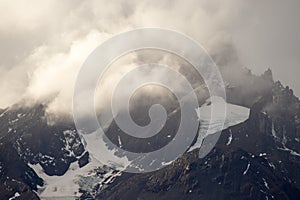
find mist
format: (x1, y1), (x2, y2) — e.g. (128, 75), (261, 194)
(0, 0), (299, 118)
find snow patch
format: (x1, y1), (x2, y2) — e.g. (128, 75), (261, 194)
(271, 122), (279, 140)
(29, 155), (119, 199)
(0, 109), (8, 118)
(277, 130), (300, 157)
(243, 162), (250, 175)
(263, 178), (270, 190)
(8, 192), (20, 200)
(278, 146), (300, 157)
(259, 153), (267, 157)
(226, 130), (233, 146)
(161, 160), (173, 166)
(268, 161), (276, 169)
(117, 136), (122, 148)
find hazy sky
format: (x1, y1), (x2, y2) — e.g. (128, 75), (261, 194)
(0, 0), (299, 114)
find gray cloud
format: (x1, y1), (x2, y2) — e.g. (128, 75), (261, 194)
(0, 0), (299, 116)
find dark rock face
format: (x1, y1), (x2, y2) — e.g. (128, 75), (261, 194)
(98, 148), (299, 200)
(224, 69), (274, 108)
(78, 151), (90, 168)
(105, 108), (181, 154)
(0, 104), (85, 199)
(104, 85), (182, 154)
(0, 178), (40, 200)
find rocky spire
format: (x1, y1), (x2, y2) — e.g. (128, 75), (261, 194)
(261, 68), (274, 82)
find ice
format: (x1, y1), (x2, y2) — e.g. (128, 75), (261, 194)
(29, 154), (119, 199)
(189, 97), (250, 151)
(81, 130), (131, 169)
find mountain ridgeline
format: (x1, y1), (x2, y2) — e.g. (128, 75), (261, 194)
(97, 69), (300, 199)
(0, 66), (299, 199)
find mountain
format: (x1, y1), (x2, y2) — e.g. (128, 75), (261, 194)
(96, 80), (300, 199)
(94, 70), (300, 199)
(0, 105), (87, 199)
(0, 67), (299, 199)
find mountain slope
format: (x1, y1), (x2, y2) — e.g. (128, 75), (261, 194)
(0, 68), (299, 200)
(96, 83), (300, 199)
(0, 105), (86, 199)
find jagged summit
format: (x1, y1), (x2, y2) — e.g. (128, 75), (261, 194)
(261, 68), (274, 82)
(97, 72), (300, 200)
(0, 65), (299, 199)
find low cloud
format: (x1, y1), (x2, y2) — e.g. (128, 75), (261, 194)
(0, 0), (299, 119)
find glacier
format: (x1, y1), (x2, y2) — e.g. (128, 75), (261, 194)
(189, 97), (250, 151)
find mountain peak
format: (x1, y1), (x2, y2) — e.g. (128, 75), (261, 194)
(261, 68), (274, 82)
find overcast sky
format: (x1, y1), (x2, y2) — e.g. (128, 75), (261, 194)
(0, 0), (299, 113)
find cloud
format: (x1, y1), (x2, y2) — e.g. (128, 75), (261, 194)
(0, 0), (299, 119)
